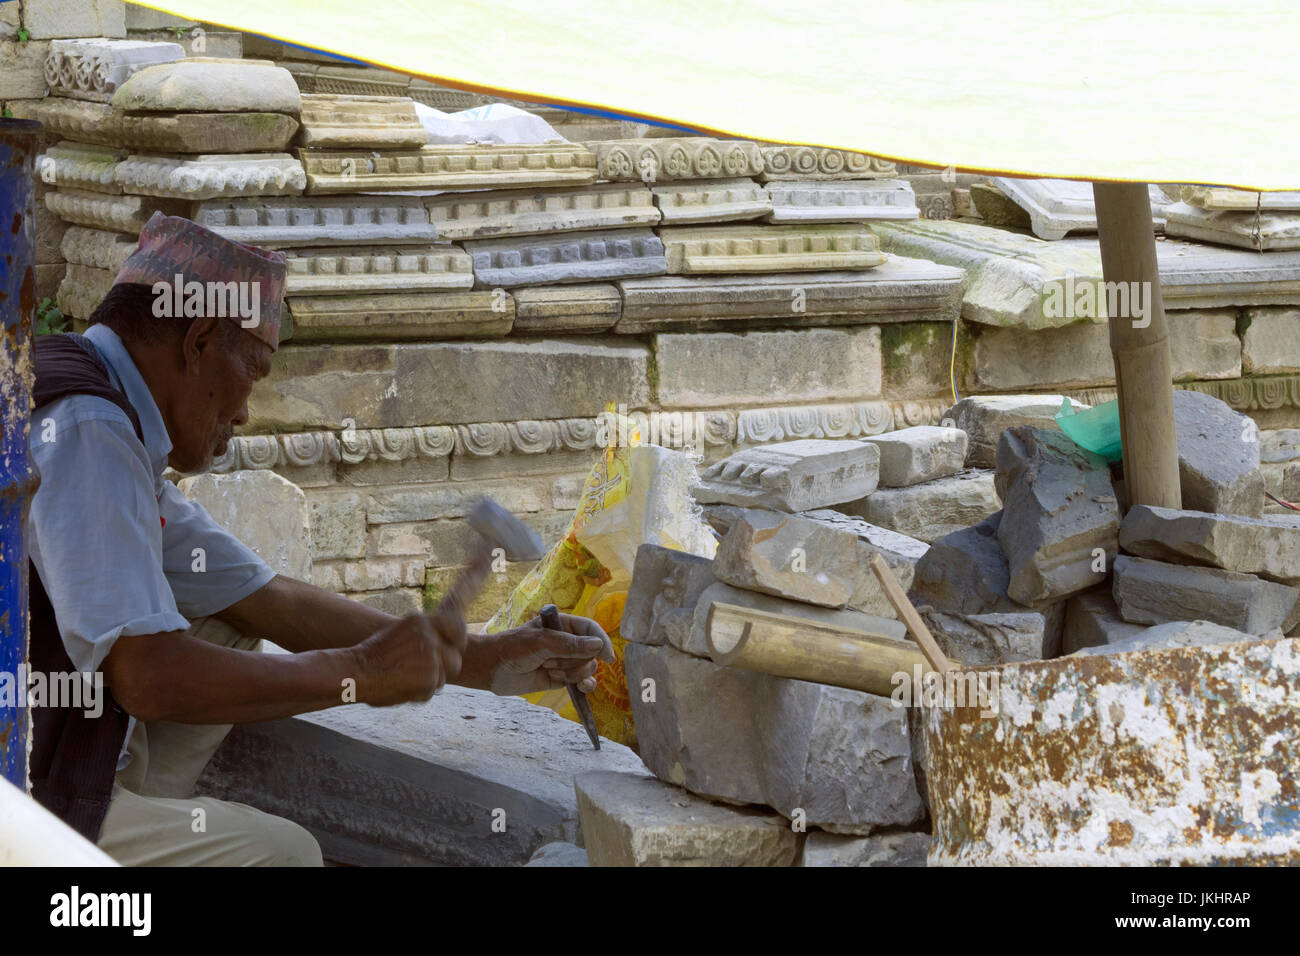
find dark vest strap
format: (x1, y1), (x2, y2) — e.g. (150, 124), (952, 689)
(28, 332), (138, 843)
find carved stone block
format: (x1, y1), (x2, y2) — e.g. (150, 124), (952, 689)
(44, 38), (183, 103)
(283, 246), (474, 294)
(191, 196), (439, 247)
(590, 138), (764, 183)
(115, 153), (306, 199)
(300, 143), (598, 193)
(650, 178), (772, 224)
(463, 229), (666, 287)
(35, 141), (125, 194)
(425, 183), (657, 240)
(757, 144), (895, 181)
(286, 291), (511, 341)
(766, 179), (919, 222)
(296, 93), (427, 149)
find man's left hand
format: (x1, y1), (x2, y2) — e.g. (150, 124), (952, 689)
(458, 612), (615, 696)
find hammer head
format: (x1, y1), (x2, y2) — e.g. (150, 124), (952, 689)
(467, 497), (545, 562)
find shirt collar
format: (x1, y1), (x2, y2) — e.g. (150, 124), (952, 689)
(83, 324), (174, 475)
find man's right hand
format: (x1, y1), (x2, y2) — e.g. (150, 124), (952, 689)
(349, 609), (469, 706)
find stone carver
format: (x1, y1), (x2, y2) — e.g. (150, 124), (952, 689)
(25, 212), (613, 866)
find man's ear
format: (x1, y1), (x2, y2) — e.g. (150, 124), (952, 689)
(180, 315), (223, 375)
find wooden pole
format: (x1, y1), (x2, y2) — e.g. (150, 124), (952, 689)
(705, 601), (942, 697)
(1092, 182), (1183, 510)
(868, 554), (953, 675)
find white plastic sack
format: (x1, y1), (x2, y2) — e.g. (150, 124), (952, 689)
(414, 101), (567, 145)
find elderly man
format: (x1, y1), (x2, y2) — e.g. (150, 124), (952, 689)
(27, 213), (611, 865)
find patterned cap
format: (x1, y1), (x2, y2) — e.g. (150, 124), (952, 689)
(115, 212), (286, 350)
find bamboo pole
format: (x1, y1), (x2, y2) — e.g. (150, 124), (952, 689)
(1092, 182), (1183, 510)
(868, 554), (953, 674)
(705, 600), (943, 697)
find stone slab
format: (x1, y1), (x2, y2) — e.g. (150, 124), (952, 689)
(0, 39), (51, 99)
(112, 57), (301, 113)
(44, 187), (188, 232)
(55, 263), (113, 320)
(1113, 555), (1300, 635)
(1070, 619), (1273, 658)
(590, 138), (764, 183)
(864, 425), (967, 487)
(14, 97), (301, 152)
(286, 291), (510, 342)
(654, 326), (882, 408)
(301, 142), (597, 193)
(650, 178), (772, 224)
(625, 642), (924, 834)
(942, 394), (1088, 468)
(1242, 308), (1300, 374)
(248, 338), (650, 430)
(798, 509), (930, 590)
(926, 637), (1300, 864)
(841, 470), (1000, 544)
(766, 179), (919, 222)
(195, 687), (645, 866)
(1061, 586), (1146, 654)
(692, 439), (879, 512)
(191, 195), (440, 248)
(921, 608), (1049, 665)
(621, 545), (717, 648)
(659, 223), (885, 274)
(60, 225), (136, 272)
(756, 144), (896, 181)
(801, 830), (929, 867)
(177, 470), (312, 581)
(524, 842), (589, 866)
(1175, 185), (1300, 211)
(909, 512), (1021, 616)
(995, 427), (1119, 605)
(1174, 389), (1265, 517)
(44, 38), (184, 102)
(425, 183), (658, 240)
(1164, 202), (1300, 251)
(35, 140), (124, 194)
(511, 284), (621, 334)
(23, 0), (126, 39)
(575, 771), (797, 867)
(463, 228), (665, 288)
(878, 219), (1300, 327)
(614, 255), (965, 332)
(296, 93), (427, 148)
(988, 178), (1172, 239)
(1120, 504), (1300, 586)
(114, 152), (306, 199)
(283, 245), (474, 295)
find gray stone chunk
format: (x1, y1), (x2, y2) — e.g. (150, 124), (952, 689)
(625, 643), (924, 834)
(910, 512), (1020, 615)
(195, 687), (646, 866)
(1174, 390), (1265, 517)
(919, 608), (1049, 665)
(1061, 586), (1147, 654)
(574, 772), (797, 867)
(942, 394), (1087, 468)
(995, 426), (1120, 605)
(176, 470), (312, 581)
(840, 470), (999, 543)
(692, 439), (879, 512)
(1120, 504), (1300, 585)
(1112, 555), (1300, 635)
(863, 425), (968, 487)
(800, 830), (930, 867)
(524, 842), (589, 866)
(687, 580), (906, 658)
(621, 544), (716, 647)
(1069, 619), (1274, 657)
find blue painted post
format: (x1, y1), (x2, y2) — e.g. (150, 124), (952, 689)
(1, 119), (41, 789)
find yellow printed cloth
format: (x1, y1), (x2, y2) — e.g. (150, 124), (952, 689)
(483, 416), (715, 751)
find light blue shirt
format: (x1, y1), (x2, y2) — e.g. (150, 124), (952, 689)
(26, 325), (276, 767)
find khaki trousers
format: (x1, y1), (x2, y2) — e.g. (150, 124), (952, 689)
(96, 618), (322, 866)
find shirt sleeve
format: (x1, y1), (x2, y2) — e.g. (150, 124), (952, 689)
(27, 403), (192, 675)
(157, 481), (276, 619)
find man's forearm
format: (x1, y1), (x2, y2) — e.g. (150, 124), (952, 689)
(217, 574), (397, 652)
(104, 632), (361, 724)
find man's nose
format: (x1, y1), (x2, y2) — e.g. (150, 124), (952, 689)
(231, 400), (249, 428)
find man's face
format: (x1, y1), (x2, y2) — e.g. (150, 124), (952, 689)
(168, 329), (273, 474)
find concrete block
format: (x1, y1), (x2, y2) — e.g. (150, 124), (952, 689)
(692, 439), (879, 512)
(575, 771), (797, 867)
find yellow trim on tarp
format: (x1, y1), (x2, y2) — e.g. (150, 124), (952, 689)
(137, 0), (1300, 190)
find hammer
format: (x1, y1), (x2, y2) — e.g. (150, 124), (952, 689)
(435, 498), (545, 624)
